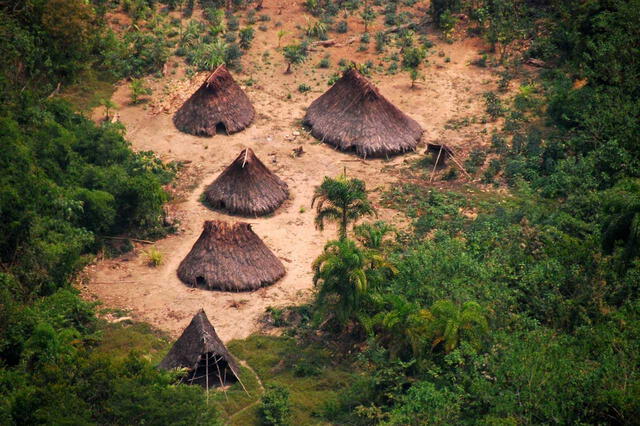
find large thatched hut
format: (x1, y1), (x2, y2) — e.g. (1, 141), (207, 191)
(159, 309), (239, 388)
(303, 68), (423, 158)
(177, 220), (285, 291)
(173, 65), (255, 136)
(204, 148), (289, 216)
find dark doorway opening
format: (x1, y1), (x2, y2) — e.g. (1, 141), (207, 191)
(185, 352), (237, 388)
(215, 122), (228, 135)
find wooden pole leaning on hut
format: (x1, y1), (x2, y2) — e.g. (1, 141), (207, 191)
(448, 153), (473, 181)
(430, 145), (444, 183)
(426, 143), (473, 182)
(205, 349), (209, 403)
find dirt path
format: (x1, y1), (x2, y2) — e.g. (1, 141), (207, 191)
(82, 0), (498, 341)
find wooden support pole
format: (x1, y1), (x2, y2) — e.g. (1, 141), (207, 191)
(430, 145), (444, 183)
(205, 352), (210, 403)
(449, 153), (473, 180)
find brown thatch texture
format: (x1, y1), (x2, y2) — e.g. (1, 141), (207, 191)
(303, 68), (423, 158)
(173, 65), (255, 136)
(159, 309), (239, 387)
(177, 221), (285, 291)
(204, 148), (289, 216)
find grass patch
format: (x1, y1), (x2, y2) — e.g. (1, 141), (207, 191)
(95, 322), (353, 424)
(60, 69), (118, 112)
(210, 365), (262, 421)
(225, 335), (354, 425)
(94, 320), (171, 364)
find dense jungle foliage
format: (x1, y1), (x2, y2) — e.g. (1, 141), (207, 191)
(0, 0), (639, 424)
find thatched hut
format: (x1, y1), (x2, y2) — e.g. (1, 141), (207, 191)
(303, 68), (423, 158)
(177, 220), (285, 291)
(159, 309), (240, 388)
(426, 143), (454, 167)
(173, 65), (255, 136)
(204, 148), (289, 216)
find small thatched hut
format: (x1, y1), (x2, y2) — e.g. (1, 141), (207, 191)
(173, 65), (255, 136)
(303, 68), (423, 158)
(159, 309), (239, 388)
(177, 220), (285, 291)
(204, 148), (289, 216)
(426, 143), (454, 167)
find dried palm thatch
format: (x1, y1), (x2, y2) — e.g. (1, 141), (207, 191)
(303, 68), (423, 158)
(178, 220), (285, 291)
(159, 309), (239, 388)
(204, 148), (289, 216)
(173, 65), (255, 136)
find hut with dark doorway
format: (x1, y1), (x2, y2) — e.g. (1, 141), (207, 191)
(159, 309), (240, 389)
(303, 68), (423, 158)
(173, 65), (255, 136)
(177, 220), (285, 291)
(426, 143), (454, 168)
(204, 148), (289, 216)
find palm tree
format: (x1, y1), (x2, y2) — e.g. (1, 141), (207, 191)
(425, 300), (489, 353)
(312, 239), (371, 325)
(312, 171), (376, 239)
(354, 221), (395, 250)
(366, 294), (431, 360)
(99, 98), (116, 121)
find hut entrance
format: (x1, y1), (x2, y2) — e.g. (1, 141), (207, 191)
(196, 276), (206, 287)
(215, 122), (228, 135)
(185, 352), (238, 388)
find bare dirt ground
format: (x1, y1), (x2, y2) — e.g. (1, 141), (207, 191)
(82, 0), (498, 341)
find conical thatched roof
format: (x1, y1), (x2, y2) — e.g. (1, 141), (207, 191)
(159, 309), (239, 387)
(178, 221), (285, 291)
(303, 68), (423, 158)
(173, 65), (255, 136)
(204, 148), (289, 216)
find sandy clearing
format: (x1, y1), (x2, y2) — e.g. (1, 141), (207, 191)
(82, 0), (498, 341)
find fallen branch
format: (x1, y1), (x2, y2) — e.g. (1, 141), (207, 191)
(47, 82), (61, 99)
(100, 236), (155, 244)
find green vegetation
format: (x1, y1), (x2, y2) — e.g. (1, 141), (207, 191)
(129, 78), (152, 104)
(311, 172), (376, 239)
(260, 384), (291, 425)
(282, 42), (308, 74)
(1, 0), (639, 424)
(0, 1), (215, 423)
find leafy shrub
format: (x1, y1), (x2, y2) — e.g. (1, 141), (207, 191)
(336, 20), (348, 33)
(482, 159), (502, 183)
(307, 21), (328, 40)
(328, 72), (340, 85)
(317, 55), (330, 68)
(227, 14), (240, 31)
(298, 83), (311, 93)
(260, 384), (291, 426)
(464, 148), (487, 173)
(129, 78), (152, 104)
(145, 246), (163, 267)
(282, 42), (308, 73)
(239, 26), (255, 49)
(375, 31), (387, 52)
(483, 92), (504, 120)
